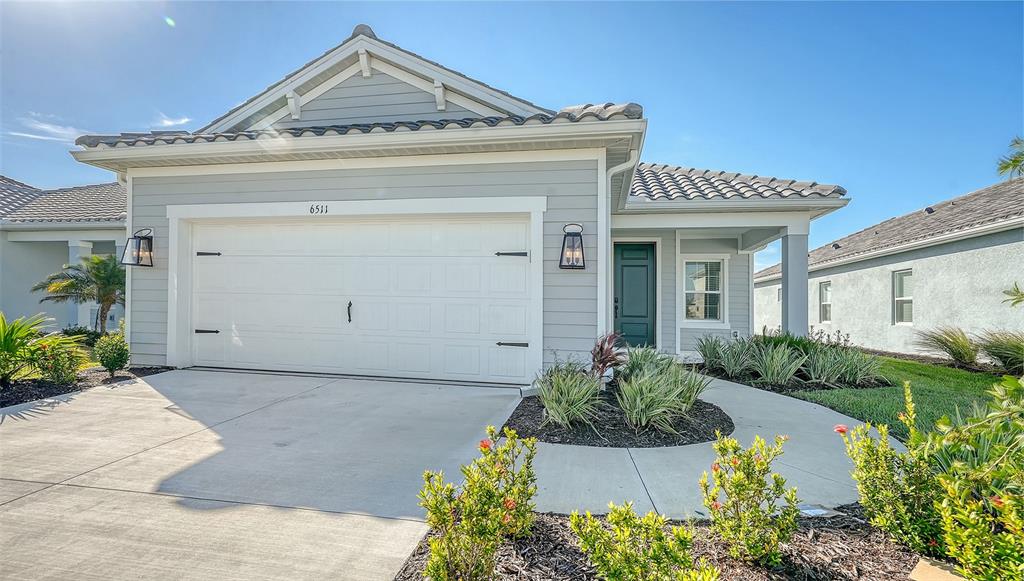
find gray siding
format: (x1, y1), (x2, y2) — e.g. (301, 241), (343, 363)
(677, 238), (751, 352)
(130, 160), (599, 367)
(754, 229), (1024, 355)
(273, 71), (475, 129)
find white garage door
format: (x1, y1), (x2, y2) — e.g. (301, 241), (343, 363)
(189, 216), (534, 384)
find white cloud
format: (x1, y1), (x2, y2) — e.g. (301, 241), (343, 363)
(154, 113), (191, 127)
(7, 114), (91, 143)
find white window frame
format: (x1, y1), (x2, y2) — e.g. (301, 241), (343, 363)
(677, 253), (730, 330)
(777, 287), (782, 302)
(892, 269), (913, 325)
(818, 281), (832, 323)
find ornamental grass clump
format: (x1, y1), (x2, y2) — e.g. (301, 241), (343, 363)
(801, 345), (845, 388)
(419, 426), (537, 581)
(699, 432), (800, 565)
(617, 364), (710, 434)
(718, 338), (754, 380)
(835, 347), (884, 387)
(915, 327), (978, 368)
(977, 330), (1024, 375)
(749, 342), (806, 388)
(695, 335), (726, 373)
(536, 362), (602, 429)
(617, 345), (675, 384)
(570, 501), (719, 581)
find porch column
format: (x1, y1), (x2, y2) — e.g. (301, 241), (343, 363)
(780, 232), (809, 337)
(68, 240), (93, 328)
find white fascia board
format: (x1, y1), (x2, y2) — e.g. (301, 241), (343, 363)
(620, 197), (848, 218)
(753, 216), (1024, 283)
(72, 119), (646, 169)
(5, 227), (126, 241)
(0, 220), (125, 233)
(368, 59), (501, 116)
(612, 211), (812, 232)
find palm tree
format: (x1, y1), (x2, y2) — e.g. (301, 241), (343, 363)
(32, 255), (125, 333)
(997, 136), (1024, 178)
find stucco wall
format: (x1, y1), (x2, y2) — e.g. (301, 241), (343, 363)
(130, 159), (600, 368)
(0, 236), (72, 327)
(753, 229), (1024, 354)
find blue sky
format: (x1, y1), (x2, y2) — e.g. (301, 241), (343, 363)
(2, 1), (1021, 269)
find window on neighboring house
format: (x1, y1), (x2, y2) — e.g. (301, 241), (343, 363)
(684, 260), (724, 321)
(777, 288), (782, 302)
(819, 281), (832, 323)
(893, 269), (913, 324)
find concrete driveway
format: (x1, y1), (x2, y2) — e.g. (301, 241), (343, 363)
(0, 370), (520, 580)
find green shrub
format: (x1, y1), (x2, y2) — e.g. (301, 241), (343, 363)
(617, 365), (710, 434)
(617, 345), (675, 384)
(749, 343), (805, 388)
(699, 433), (800, 565)
(930, 375), (1024, 578)
(32, 334), (87, 386)
(419, 426), (537, 580)
(977, 330), (1024, 375)
(537, 362), (602, 429)
(94, 326), (130, 377)
(718, 338), (753, 380)
(838, 382), (945, 555)
(0, 312), (49, 389)
(62, 325), (105, 347)
(801, 345), (845, 387)
(695, 335), (726, 373)
(754, 331), (818, 355)
(915, 327), (978, 368)
(836, 347), (884, 386)
(570, 501), (719, 581)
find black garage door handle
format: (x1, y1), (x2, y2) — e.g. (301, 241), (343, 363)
(496, 342), (529, 347)
(194, 329), (220, 334)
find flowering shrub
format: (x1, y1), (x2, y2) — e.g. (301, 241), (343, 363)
(32, 335), (86, 386)
(699, 432), (799, 565)
(419, 426), (537, 580)
(94, 323), (130, 377)
(570, 501), (719, 581)
(838, 382), (945, 555)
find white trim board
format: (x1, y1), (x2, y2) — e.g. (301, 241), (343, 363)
(166, 196), (548, 220)
(676, 252), (732, 344)
(612, 237), (663, 350)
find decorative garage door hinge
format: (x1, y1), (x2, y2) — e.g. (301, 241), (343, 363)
(496, 342), (529, 347)
(494, 251), (528, 257)
(194, 329), (220, 334)
(196, 251), (222, 256)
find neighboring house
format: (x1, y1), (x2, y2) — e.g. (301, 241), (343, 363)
(71, 24), (847, 384)
(0, 176), (127, 329)
(754, 178), (1024, 355)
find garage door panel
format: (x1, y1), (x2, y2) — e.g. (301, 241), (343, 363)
(191, 216), (533, 383)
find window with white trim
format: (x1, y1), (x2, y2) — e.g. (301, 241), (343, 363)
(683, 260), (724, 322)
(893, 270), (913, 324)
(819, 281), (832, 323)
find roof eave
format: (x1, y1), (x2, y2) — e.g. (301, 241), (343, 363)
(620, 196), (849, 218)
(72, 119), (647, 172)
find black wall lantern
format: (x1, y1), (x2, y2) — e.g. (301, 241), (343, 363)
(121, 228), (154, 267)
(559, 223), (585, 269)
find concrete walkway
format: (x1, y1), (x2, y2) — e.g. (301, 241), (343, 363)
(0, 370), (519, 581)
(533, 378), (865, 518)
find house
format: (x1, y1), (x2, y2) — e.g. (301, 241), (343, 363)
(754, 178), (1024, 355)
(0, 176), (126, 329)
(70, 24), (847, 384)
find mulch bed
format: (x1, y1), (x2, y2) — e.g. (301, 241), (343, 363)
(394, 504), (920, 581)
(503, 389), (734, 448)
(0, 366), (172, 408)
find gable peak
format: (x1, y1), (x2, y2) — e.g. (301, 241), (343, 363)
(349, 24), (377, 40)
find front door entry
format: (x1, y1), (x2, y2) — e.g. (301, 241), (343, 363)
(614, 243), (656, 347)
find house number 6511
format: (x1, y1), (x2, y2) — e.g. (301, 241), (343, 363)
(309, 203), (329, 215)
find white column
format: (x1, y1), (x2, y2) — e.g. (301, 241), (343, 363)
(67, 240), (93, 328)
(781, 233), (809, 337)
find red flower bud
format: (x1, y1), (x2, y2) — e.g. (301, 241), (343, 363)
(503, 497), (517, 511)
(730, 457), (740, 467)
(833, 424), (848, 435)
(501, 513), (511, 524)
(711, 462), (721, 473)
(991, 495), (1005, 508)
(711, 501), (722, 511)
(479, 438), (492, 452)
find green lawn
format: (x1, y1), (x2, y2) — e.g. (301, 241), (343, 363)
(792, 357), (1004, 440)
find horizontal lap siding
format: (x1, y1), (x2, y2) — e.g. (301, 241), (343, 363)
(130, 160), (599, 367)
(677, 238), (751, 352)
(273, 72), (475, 129)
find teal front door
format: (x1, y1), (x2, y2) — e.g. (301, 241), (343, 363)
(614, 243), (656, 346)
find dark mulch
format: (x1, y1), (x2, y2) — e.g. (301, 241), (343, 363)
(0, 366), (172, 408)
(394, 506), (919, 581)
(503, 389), (734, 448)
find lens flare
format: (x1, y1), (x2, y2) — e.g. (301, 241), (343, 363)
(164, 16), (176, 28)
